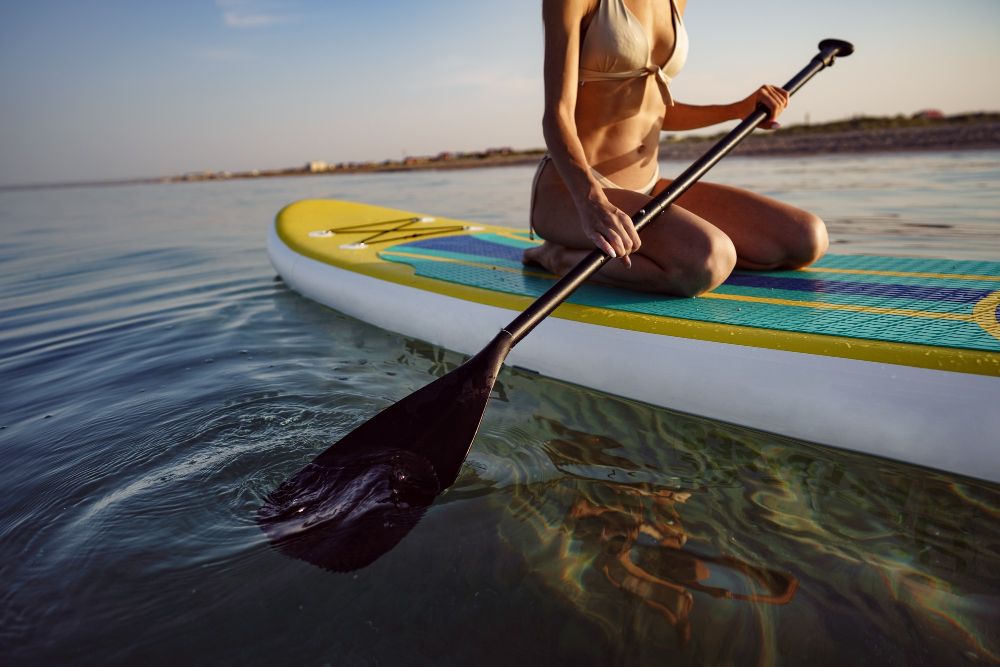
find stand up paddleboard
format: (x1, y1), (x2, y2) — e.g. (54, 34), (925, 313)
(269, 199), (1000, 483)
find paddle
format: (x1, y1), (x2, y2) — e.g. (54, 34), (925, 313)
(258, 39), (854, 572)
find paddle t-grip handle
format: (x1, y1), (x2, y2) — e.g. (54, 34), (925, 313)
(502, 38), (854, 346)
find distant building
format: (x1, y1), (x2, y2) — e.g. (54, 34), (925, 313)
(913, 109), (944, 120)
(306, 161), (329, 173)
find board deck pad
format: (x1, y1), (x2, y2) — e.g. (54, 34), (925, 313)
(379, 232), (1000, 356)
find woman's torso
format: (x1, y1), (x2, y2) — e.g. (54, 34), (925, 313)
(574, 0), (686, 188)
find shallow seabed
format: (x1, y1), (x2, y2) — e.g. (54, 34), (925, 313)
(1, 150), (998, 665)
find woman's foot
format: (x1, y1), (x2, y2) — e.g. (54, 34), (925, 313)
(522, 241), (564, 273)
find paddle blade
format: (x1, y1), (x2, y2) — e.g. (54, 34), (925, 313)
(256, 448), (439, 571)
(257, 331), (512, 572)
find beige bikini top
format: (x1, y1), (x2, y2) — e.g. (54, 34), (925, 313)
(579, 0), (688, 105)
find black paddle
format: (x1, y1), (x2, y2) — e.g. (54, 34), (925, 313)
(258, 39), (854, 572)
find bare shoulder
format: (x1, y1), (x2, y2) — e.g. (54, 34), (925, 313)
(675, 0), (688, 15)
(542, 0), (598, 28)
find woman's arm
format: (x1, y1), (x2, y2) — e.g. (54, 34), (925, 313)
(663, 85), (790, 131)
(541, 0), (640, 260)
(541, 0), (600, 206)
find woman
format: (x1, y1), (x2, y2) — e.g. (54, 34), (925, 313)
(525, 0), (828, 296)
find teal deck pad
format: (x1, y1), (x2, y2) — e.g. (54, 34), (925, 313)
(380, 233), (1000, 354)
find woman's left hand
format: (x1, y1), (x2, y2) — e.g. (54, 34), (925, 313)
(742, 85), (789, 129)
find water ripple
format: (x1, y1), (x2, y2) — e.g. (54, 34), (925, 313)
(2, 161), (998, 664)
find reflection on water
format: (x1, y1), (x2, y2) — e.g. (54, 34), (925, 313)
(462, 367), (1000, 664)
(535, 423), (798, 648)
(1, 154), (998, 664)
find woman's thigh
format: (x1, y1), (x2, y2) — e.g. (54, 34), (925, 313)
(652, 178), (828, 269)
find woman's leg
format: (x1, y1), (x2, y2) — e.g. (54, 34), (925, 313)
(525, 159), (736, 297)
(652, 178), (828, 270)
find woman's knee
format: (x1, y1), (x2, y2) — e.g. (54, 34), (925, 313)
(784, 212), (828, 268)
(657, 230), (737, 297)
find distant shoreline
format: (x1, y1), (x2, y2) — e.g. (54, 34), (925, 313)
(3, 113), (998, 192)
(660, 116), (1000, 161)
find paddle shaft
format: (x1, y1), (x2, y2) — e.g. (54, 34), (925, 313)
(502, 39), (853, 346)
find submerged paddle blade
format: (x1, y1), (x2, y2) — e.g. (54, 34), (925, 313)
(257, 447), (440, 571)
(258, 331), (512, 571)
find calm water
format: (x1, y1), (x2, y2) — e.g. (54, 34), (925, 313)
(2, 151), (999, 665)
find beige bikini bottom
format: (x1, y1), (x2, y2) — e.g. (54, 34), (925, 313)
(529, 155), (660, 238)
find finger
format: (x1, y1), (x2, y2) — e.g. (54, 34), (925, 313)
(756, 91), (775, 116)
(772, 92), (788, 114)
(761, 92), (782, 120)
(589, 231), (617, 258)
(769, 86), (789, 113)
(607, 228), (629, 258)
(621, 254), (632, 269)
(604, 216), (631, 257)
(617, 210), (641, 255)
(624, 215), (641, 252)
(615, 215), (637, 255)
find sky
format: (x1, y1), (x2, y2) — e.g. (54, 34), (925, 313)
(1, 0), (999, 186)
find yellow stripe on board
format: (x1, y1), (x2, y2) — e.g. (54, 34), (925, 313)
(801, 266), (1000, 283)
